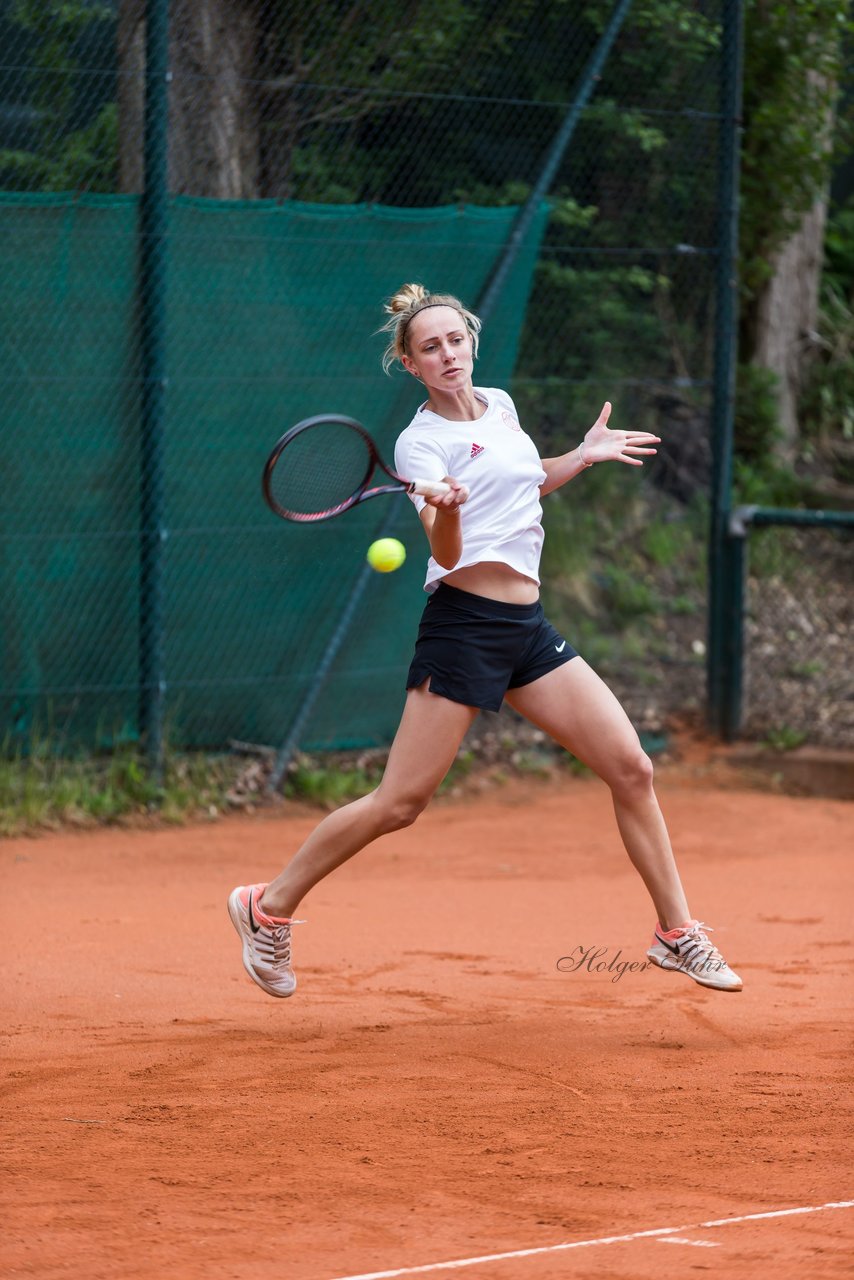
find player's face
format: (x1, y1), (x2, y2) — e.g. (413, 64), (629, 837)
(402, 306), (473, 392)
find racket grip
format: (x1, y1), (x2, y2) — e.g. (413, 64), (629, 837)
(410, 478), (452, 498)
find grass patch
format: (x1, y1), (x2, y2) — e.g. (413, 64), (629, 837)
(761, 725), (808, 752)
(0, 740), (242, 837)
(285, 757), (382, 807)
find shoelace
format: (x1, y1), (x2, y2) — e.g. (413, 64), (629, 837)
(269, 922), (292, 968)
(676, 921), (726, 968)
(253, 917), (305, 968)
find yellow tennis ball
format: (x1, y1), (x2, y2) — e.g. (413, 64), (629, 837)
(367, 537), (406, 573)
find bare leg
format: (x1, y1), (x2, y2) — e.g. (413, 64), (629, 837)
(261, 682), (478, 918)
(505, 660), (690, 929)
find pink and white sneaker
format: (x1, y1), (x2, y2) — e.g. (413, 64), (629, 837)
(227, 884), (303, 998)
(647, 920), (742, 992)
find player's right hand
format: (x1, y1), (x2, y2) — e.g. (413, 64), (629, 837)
(425, 475), (468, 512)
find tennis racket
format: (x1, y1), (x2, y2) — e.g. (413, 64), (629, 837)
(262, 414), (451, 523)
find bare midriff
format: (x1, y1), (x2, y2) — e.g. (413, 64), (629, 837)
(441, 560), (539, 604)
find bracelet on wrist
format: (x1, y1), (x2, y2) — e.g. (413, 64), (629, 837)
(578, 441), (594, 468)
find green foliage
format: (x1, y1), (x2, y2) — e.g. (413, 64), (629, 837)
(544, 196), (599, 230)
(762, 724), (808, 752)
(800, 283), (854, 443)
(731, 456), (805, 508)
(261, 0), (479, 96)
(823, 197), (854, 296)
(1, 0), (116, 192)
(599, 564), (663, 623)
(0, 736), (241, 836)
(734, 362), (783, 462)
(728, 361), (844, 498)
(787, 659), (824, 679)
(740, 0), (851, 301)
(641, 517), (696, 568)
(285, 758), (381, 807)
(606, 0), (719, 57)
(0, 102), (117, 192)
(257, 0), (539, 201)
(517, 257), (666, 387)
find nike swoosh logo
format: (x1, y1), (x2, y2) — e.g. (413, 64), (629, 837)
(655, 931), (680, 955)
(555, 640), (566, 653)
(247, 891), (261, 934)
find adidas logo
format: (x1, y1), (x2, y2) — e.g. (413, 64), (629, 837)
(470, 442), (485, 458)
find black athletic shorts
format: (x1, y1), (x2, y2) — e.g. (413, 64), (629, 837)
(406, 582), (579, 712)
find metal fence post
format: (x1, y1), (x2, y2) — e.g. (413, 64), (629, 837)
(706, 0), (745, 738)
(139, 0), (170, 776)
(724, 505), (756, 738)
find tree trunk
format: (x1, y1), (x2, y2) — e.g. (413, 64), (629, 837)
(117, 0), (259, 198)
(750, 195), (828, 461)
(117, 0), (145, 194)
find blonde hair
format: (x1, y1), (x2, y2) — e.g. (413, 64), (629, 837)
(379, 283), (481, 374)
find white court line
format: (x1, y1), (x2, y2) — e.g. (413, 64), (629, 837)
(326, 1199), (854, 1280)
(657, 1237), (720, 1247)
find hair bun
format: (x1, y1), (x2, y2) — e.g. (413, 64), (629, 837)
(385, 282), (429, 315)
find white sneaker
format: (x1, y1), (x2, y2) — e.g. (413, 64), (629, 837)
(647, 920), (742, 992)
(227, 883), (303, 998)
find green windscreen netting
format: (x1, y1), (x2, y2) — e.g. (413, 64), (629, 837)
(1, 194), (547, 752)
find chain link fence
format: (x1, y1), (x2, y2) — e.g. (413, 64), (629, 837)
(741, 524), (854, 750)
(6, 0), (839, 766)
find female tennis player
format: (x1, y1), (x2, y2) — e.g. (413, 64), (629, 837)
(229, 284), (742, 998)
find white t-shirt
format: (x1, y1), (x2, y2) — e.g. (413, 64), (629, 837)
(394, 387), (547, 593)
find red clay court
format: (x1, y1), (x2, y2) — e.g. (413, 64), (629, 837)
(3, 767), (853, 1279)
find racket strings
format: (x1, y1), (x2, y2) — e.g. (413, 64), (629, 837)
(269, 421), (374, 518)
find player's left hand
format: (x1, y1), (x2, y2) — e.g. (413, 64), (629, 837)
(582, 402), (660, 467)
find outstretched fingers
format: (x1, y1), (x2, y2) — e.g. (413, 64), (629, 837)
(583, 409), (661, 466)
